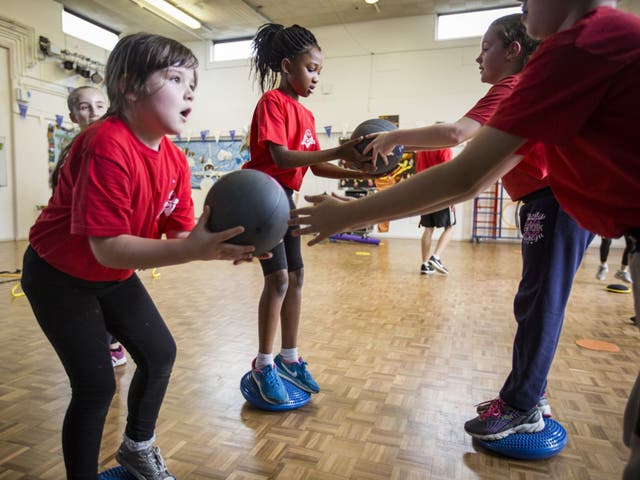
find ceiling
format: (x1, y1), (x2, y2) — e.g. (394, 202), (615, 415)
(57, 0), (520, 42)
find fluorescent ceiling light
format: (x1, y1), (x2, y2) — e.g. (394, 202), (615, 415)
(365, 0), (379, 4)
(437, 6), (522, 40)
(62, 10), (119, 51)
(143, 0), (201, 29)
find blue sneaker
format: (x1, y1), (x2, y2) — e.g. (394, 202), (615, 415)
(274, 354), (320, 393)
(251, 359), (289, 404)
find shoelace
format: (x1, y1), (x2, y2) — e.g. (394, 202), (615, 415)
(297, 360), (311, 380)
(479, 398), (504, 420)
(141, 446), (168, 475)
(265, 365), (281, 386)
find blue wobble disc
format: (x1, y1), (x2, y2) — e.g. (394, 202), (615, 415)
(475, 418), (567, 460)
(98, 466), (137, 480)
(240, 371), (311, 411)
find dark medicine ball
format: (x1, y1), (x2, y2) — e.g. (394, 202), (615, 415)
(204, 169), (290, 255)
(351, 118), (404, 176)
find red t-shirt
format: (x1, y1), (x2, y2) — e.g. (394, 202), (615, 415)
(489, 7), (640, 237)
(466, 75), (548, 201)
(415, 148), (452, 173)
(29, 116), (195, 281)
(243, 89), (320, 191)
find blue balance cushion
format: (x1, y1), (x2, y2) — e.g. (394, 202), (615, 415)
(98, 466), (136, 479)
(474, 418), (567, 460)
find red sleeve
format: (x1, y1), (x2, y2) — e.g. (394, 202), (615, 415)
(464, 78), (516, 125)
(256, 94), (289, 148)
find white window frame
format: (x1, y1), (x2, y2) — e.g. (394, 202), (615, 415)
(208, 38), (253, 67)
(436, 6), (522, 41)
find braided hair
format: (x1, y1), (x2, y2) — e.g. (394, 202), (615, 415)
(489, 14), (541, 69)
(251, 23), (320, 93)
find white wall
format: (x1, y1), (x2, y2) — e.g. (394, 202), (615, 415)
(187, 16), (489, 240)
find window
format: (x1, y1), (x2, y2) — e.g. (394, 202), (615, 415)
(62, 9), (119, 51)
(210, 38), (253, 62)
(436, 6), (522, 41)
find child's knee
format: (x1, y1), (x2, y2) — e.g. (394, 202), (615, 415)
(288, 268), (304, 289)
(265, 270), (289, 297)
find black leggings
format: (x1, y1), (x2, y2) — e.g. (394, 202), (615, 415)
(21, 246), (176, 480)
(600, 235), (633, 266)
(259, 188), (303, 275)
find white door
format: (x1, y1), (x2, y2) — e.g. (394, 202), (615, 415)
(0, 46), (15, 240)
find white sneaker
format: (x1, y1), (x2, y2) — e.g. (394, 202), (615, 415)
(596, 264), (608, 280)
(615, 269), (632, 283)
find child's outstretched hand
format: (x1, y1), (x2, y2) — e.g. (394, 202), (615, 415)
(336, 136), (375, 172)
(188, 206), (272, 264)
(362, 131), (398, 169)
(290, 194), (355, 246)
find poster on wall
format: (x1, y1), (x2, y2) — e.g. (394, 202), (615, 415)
(47, 124), (76, 187)
(172, 137), (250, 191)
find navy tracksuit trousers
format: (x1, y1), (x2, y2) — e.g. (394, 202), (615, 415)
(499, 187), (594, 411)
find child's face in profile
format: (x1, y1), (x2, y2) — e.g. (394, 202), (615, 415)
(70, 89), (107, 130)
(281, 47), (323, 99)
(476, 27), (513, 85)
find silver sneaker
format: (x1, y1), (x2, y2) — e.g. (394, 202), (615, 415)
(596, 264), (608, 280)
(615, 269), (632, 283)
(116, 444), (175, 480)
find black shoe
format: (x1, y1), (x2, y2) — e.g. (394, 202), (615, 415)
(420, 263), (435, 275)
(428, 255), (449, 274)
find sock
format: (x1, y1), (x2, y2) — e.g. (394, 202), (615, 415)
(280, 347), (299, 363)
(255, 352), (273, 370)
(423, 261), (429, 267)
(432, 254), (440, 261)
(122, 434), (155, 452)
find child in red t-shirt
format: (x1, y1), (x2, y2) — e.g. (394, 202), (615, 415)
(332, 14), (594, 441)
(243, 23), (372, 405)
(415, 148), (455, 275)
(291, 3), (639, 475)
(21, 33), (261, 479)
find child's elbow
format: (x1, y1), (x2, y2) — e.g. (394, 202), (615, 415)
(447, 126), (470, 146)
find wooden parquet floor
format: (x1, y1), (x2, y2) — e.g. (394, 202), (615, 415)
(0, 238), (636, 479)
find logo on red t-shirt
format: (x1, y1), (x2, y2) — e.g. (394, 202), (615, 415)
(161, 190), (179, 217)
(301, 129), (316, 149)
